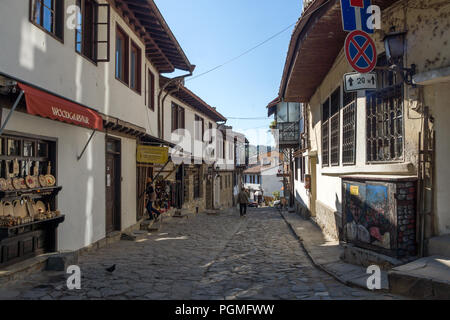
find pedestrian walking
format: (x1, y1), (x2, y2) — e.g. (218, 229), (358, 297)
(145, 178), (161, 220)
(236, 187), (249, 217)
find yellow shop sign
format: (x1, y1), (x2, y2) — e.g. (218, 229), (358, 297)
(137, 146), (169, 164)
(350, 185), (359, 196)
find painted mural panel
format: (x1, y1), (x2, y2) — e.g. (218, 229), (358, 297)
(343, 182), (394, 251)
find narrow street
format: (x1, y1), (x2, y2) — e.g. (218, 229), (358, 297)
(1, 208), (401, 300)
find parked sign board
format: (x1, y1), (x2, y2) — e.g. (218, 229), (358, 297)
(137, 146), (169, 164)
(344, 72), (377, 92)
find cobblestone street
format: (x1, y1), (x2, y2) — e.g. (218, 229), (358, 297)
(1, 208), (403, 300)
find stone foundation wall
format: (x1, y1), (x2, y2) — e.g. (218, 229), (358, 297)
(395, 181), (417, 257)
(315, 200), (342, 240)
(294, 198), (310, 219)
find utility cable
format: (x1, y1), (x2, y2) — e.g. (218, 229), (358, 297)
(186, 0), (331, 82)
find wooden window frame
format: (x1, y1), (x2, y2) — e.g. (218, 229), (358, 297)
(222, 134), (226, 160)
(301, 156), (305, 182)
(130, 40), (141, 94)
(115, 24), (129, 86)
(366, 54), (405, 164)
(29, 0), (64, 43)
(171, 103), (185, 132)
(322, 87), (341, 168)
(75, 0), (98, 64)
(330, 87), (341, 167)
(209, 122), (213, 144)
(322, 98), (330, 168)
(342, 90), (357, 165)
(195, 115), (204, 141)
(148, 70), (155, 111)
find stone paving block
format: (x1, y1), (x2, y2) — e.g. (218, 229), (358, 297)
(3, 208), (405, 300)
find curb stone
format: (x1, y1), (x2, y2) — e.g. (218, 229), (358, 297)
(278, 209), (390, 293)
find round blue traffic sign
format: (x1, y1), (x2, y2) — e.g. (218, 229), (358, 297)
(345, 30), (377, 73)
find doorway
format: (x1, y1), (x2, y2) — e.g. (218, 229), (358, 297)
(105, 137), (121, 234)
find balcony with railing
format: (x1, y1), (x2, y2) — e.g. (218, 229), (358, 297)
(272, 102), (303, 148)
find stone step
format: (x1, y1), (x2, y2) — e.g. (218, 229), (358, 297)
(388, 255), (450, 299)
(428, 234), (450, 257)
(205, 210), (219, 216)
(341, 243), (404, 270)
(141, 217), (162, 231)
(172, 209), (189, 219)
(121, 230), (148, 241)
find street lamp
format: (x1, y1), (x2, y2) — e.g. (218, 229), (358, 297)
(383, 30), (416, 86)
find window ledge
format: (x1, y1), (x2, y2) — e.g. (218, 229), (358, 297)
(321, 162), (415, 177)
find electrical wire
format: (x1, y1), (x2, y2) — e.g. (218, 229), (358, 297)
(185, 0), (332, 82)
(226, 116), (269, 120)
(186, 22), (297, 82)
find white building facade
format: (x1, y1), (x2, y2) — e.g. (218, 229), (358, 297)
(0, 0), (194, 266)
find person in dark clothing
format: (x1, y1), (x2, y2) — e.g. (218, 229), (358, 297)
(236, 187), (249, 217)
(145, 178), (161, 220)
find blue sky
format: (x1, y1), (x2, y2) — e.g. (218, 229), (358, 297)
(155, 0), (302, 145)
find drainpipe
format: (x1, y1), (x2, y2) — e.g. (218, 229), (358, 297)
(157, 71), (193, 140)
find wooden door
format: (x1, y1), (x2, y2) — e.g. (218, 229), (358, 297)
(106, 138), (121, 234)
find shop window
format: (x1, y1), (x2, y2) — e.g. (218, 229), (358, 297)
(23, 141), (36, 157)
(38, 142), (48, 158)
(0, 133), (58, 267)
(30, 0), (64, 41)
(366, 55), (404, 163)
(171, 103), (185, 131)
(115, 25), (129, 84)
(148, 70), (155, 111)
(130, 41), (141, 93)
(343, 90), (357, 165)
(7, 138), (21, 156)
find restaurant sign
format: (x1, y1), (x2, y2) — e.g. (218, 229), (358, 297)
(137, 145), (169, 164)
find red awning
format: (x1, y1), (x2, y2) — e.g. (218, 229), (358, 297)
(18, 83), (103, 131)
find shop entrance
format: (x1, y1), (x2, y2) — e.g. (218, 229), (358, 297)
(105, 137), (121, 234)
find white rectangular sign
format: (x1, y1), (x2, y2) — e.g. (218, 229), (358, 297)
(344, 72), (377, 92)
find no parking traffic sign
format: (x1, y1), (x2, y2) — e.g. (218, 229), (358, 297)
(344, 30), (377, 73)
